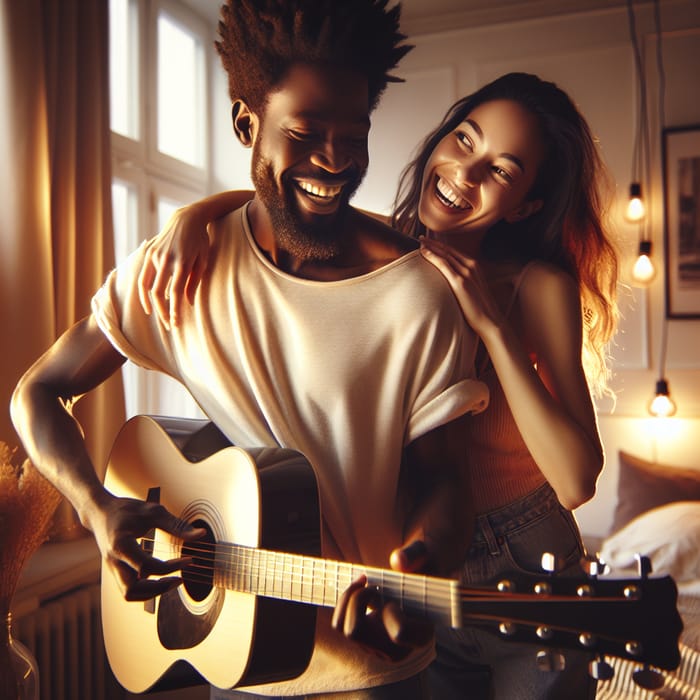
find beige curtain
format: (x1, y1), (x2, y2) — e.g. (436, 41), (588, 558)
(0, 1), (125, 483)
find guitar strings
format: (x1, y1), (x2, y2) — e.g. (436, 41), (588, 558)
(136, 537), (634, 607)
(129, 548), (643, 647)
(137, 537), (465, 606)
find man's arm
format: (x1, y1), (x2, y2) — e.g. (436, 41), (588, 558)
(332, 413), (473, 660)
(398, 412), (474, 577)
(11, 315), (204, 600)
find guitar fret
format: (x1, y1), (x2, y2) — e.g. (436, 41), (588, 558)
(308, 556), (316, 603)
(296, 555), (301, 601)
(262, 550), (269, 596)
(332, 559), (339, 607)
(270, 552), (277, 598)
(235, 547), (242, 591)
(281, 552), (287, 600)
(319, 557), (327, 605)
(254, 548), (261, 594)
(275, 551), (283, 599)
(299, 556), (308, 603)
(247, 547), (253, 594)
(286, 552), (294, 601)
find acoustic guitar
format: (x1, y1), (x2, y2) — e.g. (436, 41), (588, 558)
(101, 415), (683, 694)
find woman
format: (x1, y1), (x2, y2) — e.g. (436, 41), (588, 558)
(136, 72), (619, 699)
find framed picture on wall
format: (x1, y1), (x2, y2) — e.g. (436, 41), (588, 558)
(663, 124), (700, 318)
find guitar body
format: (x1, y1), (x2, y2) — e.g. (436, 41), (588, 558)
(102, 415), (321, 693)
(102, 416), (684, 695)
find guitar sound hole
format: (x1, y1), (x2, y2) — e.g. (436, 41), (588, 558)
(181, 519), (214, 602)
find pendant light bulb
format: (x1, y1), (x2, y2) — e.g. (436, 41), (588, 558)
(648, 379), (677, 418)
(631, 240), (656, 285)
(626, 182), (646, 222)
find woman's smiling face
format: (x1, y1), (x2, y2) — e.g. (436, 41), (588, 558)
(418, 98), (546, 239)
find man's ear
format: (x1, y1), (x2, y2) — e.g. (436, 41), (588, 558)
(504, 198), (543, 223)
(232, 100), (257, 148)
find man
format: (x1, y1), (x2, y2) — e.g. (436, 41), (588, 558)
(11, 1), (487, 697)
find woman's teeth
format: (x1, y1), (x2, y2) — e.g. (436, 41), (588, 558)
(436, 177), (470, 209)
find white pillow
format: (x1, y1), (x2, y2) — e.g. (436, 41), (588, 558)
(600, 501), (700, 585)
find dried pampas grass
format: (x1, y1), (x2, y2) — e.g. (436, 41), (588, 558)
(0, 442), (62, 611)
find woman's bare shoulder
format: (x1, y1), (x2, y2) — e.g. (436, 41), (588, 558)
(518, 261), (581, 322)
(520, 260), (577, 294)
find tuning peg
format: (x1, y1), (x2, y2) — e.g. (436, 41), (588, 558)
(635, 554), (653, 579)
(497, 579), (515, 593)
(540, 552), (563, 574)
(632, 666), (664, 690)
(536, 649), (566, 672)
(580, 554), (609, 578)
(588, 657), (614, 681)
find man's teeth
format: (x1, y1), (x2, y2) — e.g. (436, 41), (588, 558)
(436, 178), (470, 209)
(298, 181), (342, 199)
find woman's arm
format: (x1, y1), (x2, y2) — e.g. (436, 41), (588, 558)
(138, 190), (254, 328)
(137, 193), (390, 328)
(488, 264), (603, 509)
(420, 237), (603, 511)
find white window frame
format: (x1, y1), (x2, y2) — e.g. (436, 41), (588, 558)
(110, 0), (214, 419)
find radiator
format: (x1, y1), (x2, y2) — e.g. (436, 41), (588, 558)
(14, 582), (122, 700)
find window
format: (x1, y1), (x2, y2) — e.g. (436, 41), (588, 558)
(109, 0), (211, 419)
(157, 13), (206, 166)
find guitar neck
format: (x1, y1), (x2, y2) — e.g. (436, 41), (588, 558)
(215, 543), (461, 627)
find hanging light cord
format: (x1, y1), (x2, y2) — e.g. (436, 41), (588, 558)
(652, 0), (670, 386)
(626, 0), (645, 187)
(654, 0), (666, 135)
(626, 0), (653, 244)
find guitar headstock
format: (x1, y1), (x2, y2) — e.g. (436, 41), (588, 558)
(460, 554), (683, 683)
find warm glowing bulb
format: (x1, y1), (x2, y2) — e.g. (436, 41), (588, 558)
(626, 198), (646, 222)
(648, 379), (677, 418)
(632, 255), (655, 284)
(625, 183), (646, 222)
(631, 240), (655, 284)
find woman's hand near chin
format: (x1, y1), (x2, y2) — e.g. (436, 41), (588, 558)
(419, 236), (505, 339)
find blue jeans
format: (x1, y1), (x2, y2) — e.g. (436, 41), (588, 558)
(428, 483), (597, 700)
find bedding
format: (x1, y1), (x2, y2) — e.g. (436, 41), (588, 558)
(592, 453), (700, 699)
(611, 451), (700, 533)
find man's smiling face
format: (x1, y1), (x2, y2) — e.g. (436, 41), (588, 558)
(249, 62), (371, 261)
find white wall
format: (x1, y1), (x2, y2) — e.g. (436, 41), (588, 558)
(207, 1), (700, 534)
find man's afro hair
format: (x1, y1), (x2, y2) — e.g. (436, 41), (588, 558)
(216, 0), (413, 113)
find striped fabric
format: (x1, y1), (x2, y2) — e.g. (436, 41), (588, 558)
(596, 594), (700, 700)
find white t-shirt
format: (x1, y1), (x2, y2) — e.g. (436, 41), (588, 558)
(92, 204), (488, 695)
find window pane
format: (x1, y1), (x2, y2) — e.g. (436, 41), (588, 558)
(152, 192), (206, 419)
(109, 0), (139, 138)
(111, 179), (139, 263)
(157, 13), (205, 166)
(157, 196), (182, 230)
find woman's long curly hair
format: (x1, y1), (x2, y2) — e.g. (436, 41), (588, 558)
(392, 72), (619, 398)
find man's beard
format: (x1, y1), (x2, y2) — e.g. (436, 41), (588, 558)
(251, 157), (362, 262)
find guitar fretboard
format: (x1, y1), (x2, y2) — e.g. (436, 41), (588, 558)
(215, 543), (461, 627)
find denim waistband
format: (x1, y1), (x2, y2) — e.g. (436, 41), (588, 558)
(471, 482), (560, 548)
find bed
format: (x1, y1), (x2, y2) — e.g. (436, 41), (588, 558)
(585, 450), (700, 699)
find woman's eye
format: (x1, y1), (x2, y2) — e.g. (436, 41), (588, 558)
(456, 131), (474, 151)
(492, 166), (513, 183)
